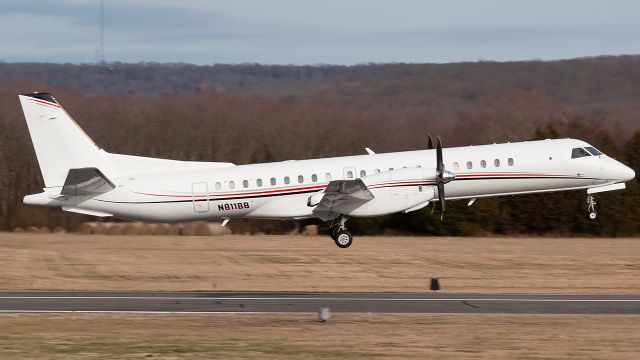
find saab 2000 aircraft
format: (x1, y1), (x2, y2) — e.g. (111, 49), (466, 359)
(19, 93), (635, 248)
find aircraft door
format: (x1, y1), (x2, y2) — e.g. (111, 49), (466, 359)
(192, 182), (210, 213)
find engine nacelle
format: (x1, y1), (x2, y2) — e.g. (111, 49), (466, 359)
(340, 167), (437, 217)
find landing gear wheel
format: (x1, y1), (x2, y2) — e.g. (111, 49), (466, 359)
(329, 225), (340, 240)
(334, 230), (353, 248)
(587, 194), (597, 221)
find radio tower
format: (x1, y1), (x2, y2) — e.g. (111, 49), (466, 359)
(98, 0), (105, 65)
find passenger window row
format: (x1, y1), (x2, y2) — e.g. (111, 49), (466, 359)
(213, 166), (423, 191)
(215, 172), (332, 191)
(452, 158), (514, 170)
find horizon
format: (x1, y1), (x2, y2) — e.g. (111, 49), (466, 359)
(2, 53), (639, 67)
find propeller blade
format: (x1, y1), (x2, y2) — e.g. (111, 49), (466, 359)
(427, 133), (434, 150)
(436, 136), (443, 176)
(435, 136), (447, 220)
(438, 182), (445, 220)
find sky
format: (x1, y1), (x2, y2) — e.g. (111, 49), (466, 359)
(1, 0), (640, 65)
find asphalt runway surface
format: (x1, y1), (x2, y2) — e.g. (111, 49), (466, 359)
(0, 291), (639, 314)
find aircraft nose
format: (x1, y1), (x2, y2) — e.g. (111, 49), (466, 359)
(622, 165), (636, 182)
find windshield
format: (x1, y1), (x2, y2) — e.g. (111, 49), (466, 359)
(571, 147), (591, 159)
(584, 146), (603, 156)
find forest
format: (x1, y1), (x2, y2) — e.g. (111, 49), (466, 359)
(0, 55), (639, 235)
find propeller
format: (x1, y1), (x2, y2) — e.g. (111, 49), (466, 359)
(432, 136), (455, 220)
(428, 133), (436, 214)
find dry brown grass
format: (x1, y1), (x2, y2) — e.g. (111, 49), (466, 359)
(0, 233), (639, 293)
(2, 233), (640, 359)
(0, 313), (639, 359)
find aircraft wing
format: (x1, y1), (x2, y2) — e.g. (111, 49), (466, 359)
(311, 179), (375, 221)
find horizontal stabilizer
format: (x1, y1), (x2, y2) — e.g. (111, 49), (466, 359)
(61, 168), (115, 197)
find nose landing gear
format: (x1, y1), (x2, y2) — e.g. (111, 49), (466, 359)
(329, 215), (352, 248)
(587, 194), (597, 220)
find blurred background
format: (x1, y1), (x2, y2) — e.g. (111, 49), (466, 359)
(1, 0), (639, 236)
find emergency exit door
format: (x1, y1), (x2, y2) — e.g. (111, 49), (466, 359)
(192, 182), (209, 213)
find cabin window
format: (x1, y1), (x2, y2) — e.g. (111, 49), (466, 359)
(585, 146), (603, 156)
(256, 179), (263, 187)
(298, 175), (304, 183)
(312, 174), (318, 182)
(508, 158), (514, 166)
(360, 170), (366, 177)
(325, 173), (331, 181)
(242, 180), (249, 188)
(494, 159), (500, 167)
(466, 161), (473, 169)
(571, 148), (591, 159)
(480, 160), (486, 168)
(215, 182), (221, 191)
(389, 167), (394, 171)
(270, 177), (276, 186)
(228, 181), (235, 189)
(402, 166), (407, 169)
(453, 162), (459, 170)
(284, 176), (290, 184)
(346, 171), (354, 179)
(374, 169), (380, 173)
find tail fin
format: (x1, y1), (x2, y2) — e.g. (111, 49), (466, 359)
(19, 93), (104, 189)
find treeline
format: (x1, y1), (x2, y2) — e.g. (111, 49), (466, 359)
(0, 56), (639, 235)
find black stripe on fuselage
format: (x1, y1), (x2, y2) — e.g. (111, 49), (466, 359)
(96, 188), (320, 204)
(94, 176), (601, 205)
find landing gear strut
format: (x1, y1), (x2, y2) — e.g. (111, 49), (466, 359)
(329, 215), (352, 248)
(587, 194), (597, 220)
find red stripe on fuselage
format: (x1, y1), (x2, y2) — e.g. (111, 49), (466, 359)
(134, 184), (327, 199)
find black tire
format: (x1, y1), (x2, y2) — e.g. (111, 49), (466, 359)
(329, 225), (340, 240)
(334, 230), (353, 248)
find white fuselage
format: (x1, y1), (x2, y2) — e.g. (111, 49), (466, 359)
(61, 138), (634, 223)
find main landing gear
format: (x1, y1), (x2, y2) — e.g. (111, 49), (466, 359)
(587, 194), (597, 220)
(329, 215), (352, 248)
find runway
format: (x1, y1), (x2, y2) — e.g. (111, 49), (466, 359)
(0, 291), (639, 314)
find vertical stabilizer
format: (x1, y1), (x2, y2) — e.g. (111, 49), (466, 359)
(19, 93), (103, 188)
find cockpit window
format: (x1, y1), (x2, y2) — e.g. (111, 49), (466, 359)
(584, 146), (603, 156)
(571, 148), (591, 159)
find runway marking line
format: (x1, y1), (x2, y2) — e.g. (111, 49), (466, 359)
(0, 297), (639, 302)
(0, 310), (278, 314)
